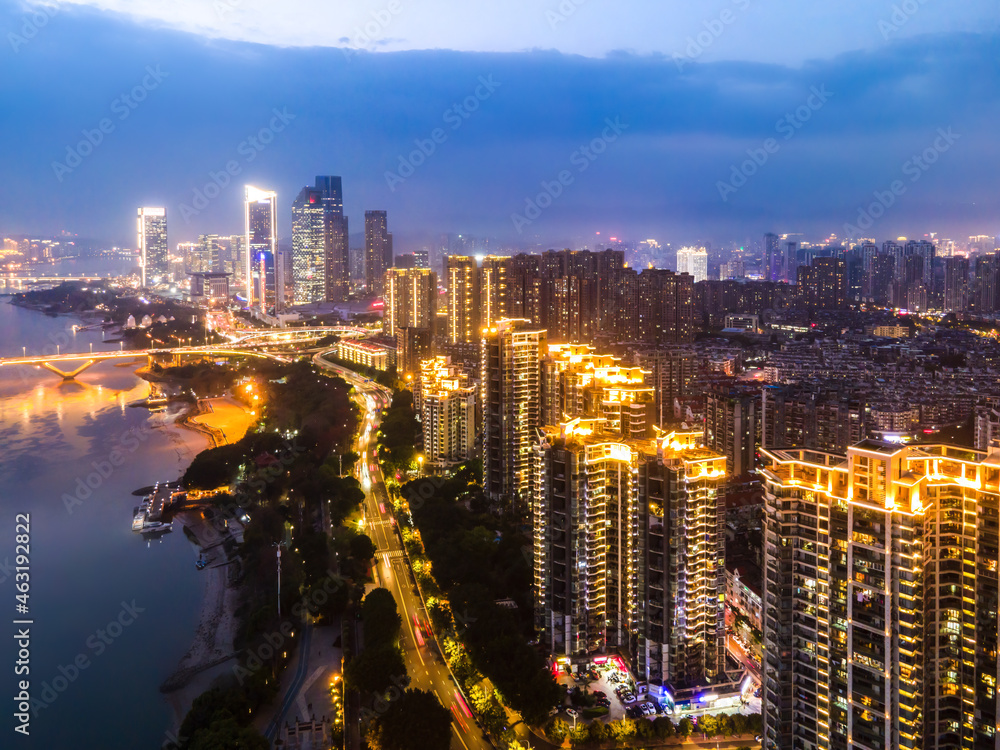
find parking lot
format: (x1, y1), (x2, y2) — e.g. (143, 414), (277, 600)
(554, 657), (665, 725)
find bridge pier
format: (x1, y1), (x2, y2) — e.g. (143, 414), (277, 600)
(40, 359), (97, 380)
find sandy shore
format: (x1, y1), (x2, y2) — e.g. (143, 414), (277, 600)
(162, 510), (243, 730)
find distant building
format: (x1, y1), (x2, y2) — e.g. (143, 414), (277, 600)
(292, 176), (346, 304)
(138, 207), (167, 287)
(383, 268), (436, 337)
(188, 272), (230, 307)
(244, 186), (282, 312)
(335, 338), (393, 371)
(365, 210), (393, 298)
(676, 246), (708, 283)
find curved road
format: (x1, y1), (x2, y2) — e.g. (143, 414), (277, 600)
(314, 353), (494, 750)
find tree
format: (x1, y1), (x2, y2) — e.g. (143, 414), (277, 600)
(588, 720), (610, 742)
(344, 645), (407, 696)
(361, 588), (402, 648)
(653, 716), (676, 739)
(350, 533), (377, 561)
(368, 689), (451, 750)
(545, 718), (569, 743)
(188, 718), (269, 750)
(677, 717), (694, 738)
(700, 714), (719, 737)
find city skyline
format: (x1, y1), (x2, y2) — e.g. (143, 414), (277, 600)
(2, 3), (998, 246)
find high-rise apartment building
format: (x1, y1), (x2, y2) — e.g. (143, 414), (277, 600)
(479, 255), (510, 330)
(244, 186), (281, 311)
(445, 255), (479, 344)
(797, 256), (847, 309)
(417, 356), (476, 468)
(383, 267), (436, 337)
(676, 247), (709, 284)
(137, 207), (167, 287)
(637, 269), (695, 344)
(533, 423), (727, 693)
(482, 319), (546, 511)
(943, 256), (970, 312)
(704, 382), (759, 477)
(542, 343), (654, 440)
(292, 176), (346, 304)
(365, 210), (393, 298)
(764, 233), (782, 282)
(761, 439), (1000, 750)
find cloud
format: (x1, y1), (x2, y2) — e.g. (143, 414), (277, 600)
(1, 1), (997, 246)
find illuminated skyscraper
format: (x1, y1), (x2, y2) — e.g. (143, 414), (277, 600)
(365, 210), (393, 297)
(244, 186), (280, 311)
(479, 255), (510, 329)
(761, 440), (1000, 750)
(292, 176), (346, 304)
(191, 234), (221, 273)
(533, 424), (727, 694)
(383, 267), (436, 337)
(137, 207), (167, 287)
(445, 255), (479, 344)
(676, 246), (708, 283)
(482, 319), (546, 511)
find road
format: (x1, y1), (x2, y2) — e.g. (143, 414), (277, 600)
(314, 353), (494, 750)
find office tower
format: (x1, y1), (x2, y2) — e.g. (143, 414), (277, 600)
(761, 439), (1000, 750)
(676, 246), (708, 283)
(228, 234), (246, 293)
(482, 319), (546, 511)
(637, 269), (695, 344)
(292, 176), (345, 305)
(533, 424), (727, 691)
(764, 232), (781, 282)
(417, 356), (476, 468)
(244, 186), (280, 311)
(383, 267), (436, 337)
(541, 344), (654, 439)
(943, 256), (969, 312)
(479, 256), (510, 330)
(445, 255), (479, 344)
(191, 234), (221, 273)
(704, 382), (759, 477)
(784, 241), (800, 283)
(137, 207), (167, 287)
(365, 210), (393, 297)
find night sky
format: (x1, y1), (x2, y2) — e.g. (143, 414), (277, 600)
(1, 0), (998, 248)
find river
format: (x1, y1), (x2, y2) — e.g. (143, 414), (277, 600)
(0, 297), (207, 749)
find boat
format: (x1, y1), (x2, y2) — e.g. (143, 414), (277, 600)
(140, 522), (173, 535)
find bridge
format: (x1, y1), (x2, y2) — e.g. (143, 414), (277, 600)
(0, 326), (377, 379)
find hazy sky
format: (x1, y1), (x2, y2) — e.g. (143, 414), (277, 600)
(1, 0), (998, 249)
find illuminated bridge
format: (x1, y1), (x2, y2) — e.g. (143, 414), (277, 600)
(0, 326), (376, 379)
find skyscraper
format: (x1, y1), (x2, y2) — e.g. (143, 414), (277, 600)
(192, 234), (221, 273)
(482, 319), (546, 511)
(383, 267), (436, 337)
(764, 232), (781, 282)
(761, 439), (1000, 750)
(365, 210), (393, 297)
(445, 255), (479, 344)
(676, 246), (708, 283)
(291, 176), (346, 304)
(244, 185), (280, 311)
(137, 207), (167, 287)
